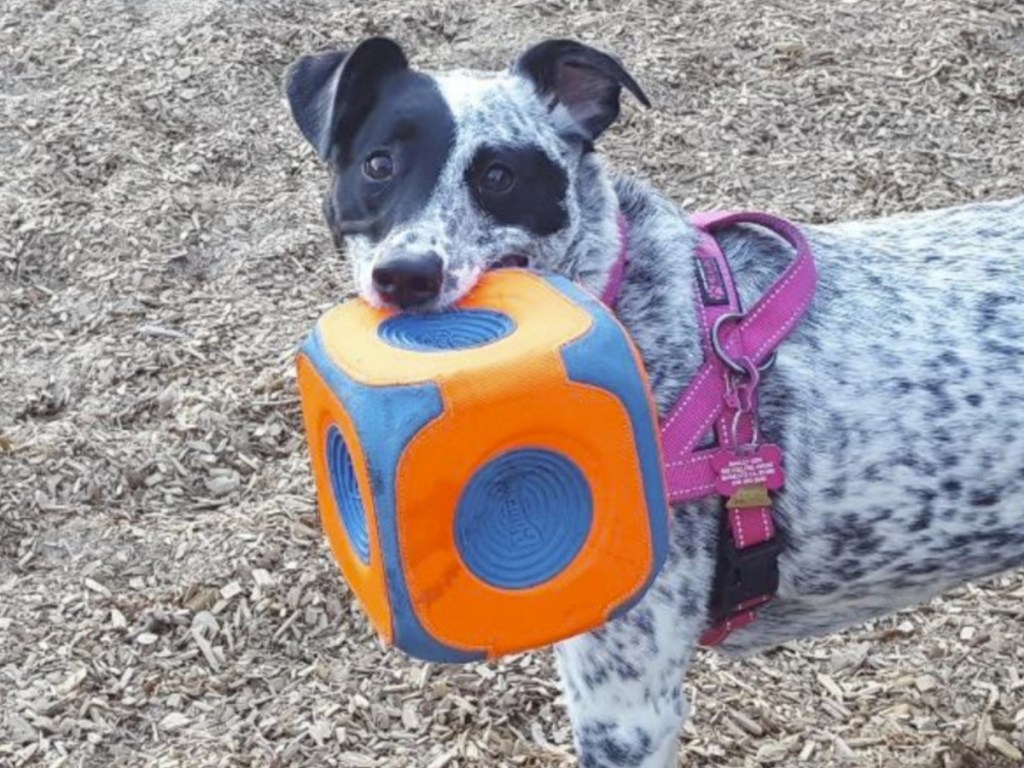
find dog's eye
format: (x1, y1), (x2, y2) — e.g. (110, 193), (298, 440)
(363, 151), (394, 181)
(479, 163), (515, 194)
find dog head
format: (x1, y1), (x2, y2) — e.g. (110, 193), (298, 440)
(284, 37), (648, 310)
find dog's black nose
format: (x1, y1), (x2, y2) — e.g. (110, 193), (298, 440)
(372, 253), (443, 309)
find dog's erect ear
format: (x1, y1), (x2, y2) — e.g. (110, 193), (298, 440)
(283, 37), (409, 161)
(514, 39), (650, 142)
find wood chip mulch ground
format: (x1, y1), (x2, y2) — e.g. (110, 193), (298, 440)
(2, 0), (1022, 766)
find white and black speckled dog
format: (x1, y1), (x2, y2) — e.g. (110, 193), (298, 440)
(284, 37), (1024, 767)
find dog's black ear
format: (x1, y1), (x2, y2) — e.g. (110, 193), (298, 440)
(514, 39), (650, 142)
(283, 37), (409, 161)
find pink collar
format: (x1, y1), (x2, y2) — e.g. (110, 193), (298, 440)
(600, 210), (818, 646)
(600, 213), (631, 306)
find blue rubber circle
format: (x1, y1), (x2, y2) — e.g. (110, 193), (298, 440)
(326, 426), (370, 564)
(378, 309), (515, 352)
(455, 449), (593, 589)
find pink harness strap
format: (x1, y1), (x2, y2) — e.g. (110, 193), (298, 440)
(662, 212), (817, 498)
(601, 210), (817, 646)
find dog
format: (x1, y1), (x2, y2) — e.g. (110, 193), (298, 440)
(283, 36), (1024, 767)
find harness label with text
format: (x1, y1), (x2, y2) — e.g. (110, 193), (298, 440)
(711, 444), (785, 497)
(694, 253), (730, 306)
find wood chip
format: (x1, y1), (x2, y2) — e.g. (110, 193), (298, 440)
(798, 739), (816, 761)
(337, 753), (376, 768)
(834, 735), (855, 759)
(425, 750), (458, 768)
(55, 669), (87, 697)
(817, 673), (845, 700)
(220, 581), (242, 600)
(109, 607), (127, 630)
(729, 711), (765, 737)
(138, 325), (189, 340)
(159, 712), (190, 731)
(6, 712), (38, 744)
(915, 674), (938, 692)
(83, 578), (111, 597)
(755, 741), (790, 763)
(988, 735), (1024, 762)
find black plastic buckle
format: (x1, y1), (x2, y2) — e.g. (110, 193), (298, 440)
(709, 518), (782, 622)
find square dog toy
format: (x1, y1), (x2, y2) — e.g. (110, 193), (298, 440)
(297, 269), (669, 661)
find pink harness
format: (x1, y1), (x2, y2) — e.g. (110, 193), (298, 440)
(602, 211), (817, 645)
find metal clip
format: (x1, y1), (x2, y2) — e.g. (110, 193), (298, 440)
(712, 313), (781, 450)
(724, 356), (762, 449)
(710, 312), (777, 376)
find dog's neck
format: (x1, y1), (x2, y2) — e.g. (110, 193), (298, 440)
(559, 154), (627, 299)
(567, 163), (802, 417)
(566, 163), (705, 415)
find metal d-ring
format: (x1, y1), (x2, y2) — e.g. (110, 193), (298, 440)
(711, 312), (777, 376)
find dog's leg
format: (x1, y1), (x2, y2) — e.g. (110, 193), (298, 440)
(555, 506), (716, 767)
